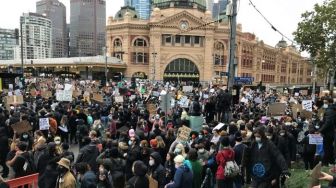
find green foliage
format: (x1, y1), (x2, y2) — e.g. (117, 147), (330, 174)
(293, 0), (336, 69)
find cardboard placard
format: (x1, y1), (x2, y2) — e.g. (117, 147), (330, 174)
(291, 103), (302, 119)
(267, 103), (286, 116)
(41, 91), (52, 99)
(6, 95), (24, 105)
(115, 96), (124, 103)
(73, 90), (82, 97)
(300, 110), (313, 120)
(56, 90), (72, 102)
(177, 126), (192, 142)
(301, 90), (308, 96)
(11, 120), (32, 134)
(92, 93), (104, 103)
(183, 86), (193, 93)
(309, 134), (323, 145)
(39, 118), (50, 130)
(147, 103), (157, 115)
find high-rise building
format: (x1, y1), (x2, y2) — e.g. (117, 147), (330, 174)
(206, 0), (214, 12)
(36, 0), (67, 58)
(70, 0), (106, 57)
(212, 0), (228, 19)
(126, 0), (151, 20)
(0, 28), (18, 60)
(20, 13), (52, 59)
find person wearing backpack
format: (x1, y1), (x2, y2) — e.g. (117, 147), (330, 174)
(9, 142), (35, 178)
(215, 136), (238, 188)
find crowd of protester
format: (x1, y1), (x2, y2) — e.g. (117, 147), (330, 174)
(0, 77), (336, 188)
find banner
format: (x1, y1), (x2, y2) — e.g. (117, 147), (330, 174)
(309, 134), (323, 145)
(56, 90), (73, 102)
(302, 100), (313, 112)
(39, 118), (50, 130)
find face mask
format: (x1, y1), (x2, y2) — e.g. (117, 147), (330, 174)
(315, 125), (320, 129)
(57, 166), (67, 174)
(149, 159), (155, 166)
(323, 104), (328, 108)
(255, 137), (262, 143)
(199, 148), (205, 153)
(128, 140), (133, 146)
(266, 136), (272, 140)
(174, 148), (181, 154)
(198, 135), (203, 139)
(280, 133), (285, 136)
(55, 140), (61, 145)
(210, 149), (215, 154)
(22, 134), (28, 139)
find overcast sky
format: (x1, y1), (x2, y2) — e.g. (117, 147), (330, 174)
(0, 0), (322, 55)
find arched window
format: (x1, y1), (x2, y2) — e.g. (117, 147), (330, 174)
(114, 38), (122, 47)
(134, 38), (147, 47)
(213, 41), (225, 65)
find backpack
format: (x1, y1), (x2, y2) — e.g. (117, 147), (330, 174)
(18, 153), (35, 175)
(224, 160), (240, 178)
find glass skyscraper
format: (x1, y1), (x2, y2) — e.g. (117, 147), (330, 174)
(36, 0), (67, 58)
(0, 28), (18, 60)
(125, 0), (151, 20)
(70, 0), (106, 57)
(212, 0), (228, 19)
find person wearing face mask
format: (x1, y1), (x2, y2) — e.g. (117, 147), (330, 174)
(125, 135), (141, 180)
(165, 155), (193, 188)
(148, 152), (166, 188)
(317, 98), (336, 166)
(243, 127), (289, 188)
(233, 132), (247, 188)
(56, 158), (76, 188)
(197, 143), (209, 165)
(126, 160), (149, 188)
(54, 136), (63, 155)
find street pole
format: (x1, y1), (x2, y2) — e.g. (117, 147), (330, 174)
(227, 0), (238, 93)
(312, 61), (317, 101)
(104, 47), (108, 86)
(20, 22), (24, 76)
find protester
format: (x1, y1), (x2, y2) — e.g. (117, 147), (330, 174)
(56, 158), (76, 188)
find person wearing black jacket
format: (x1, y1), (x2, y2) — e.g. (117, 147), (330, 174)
(76, 139), (99, 173)
(126, 160), (149, 188)
(244, 127), (289, 188)
(148, 152), (166, 188)
(318, 99), (336, 166)
(0, 127), (9, 178)
(125, 137), (141, 180)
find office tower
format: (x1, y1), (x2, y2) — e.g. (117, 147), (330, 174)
(127, 0), (151, 20)
(20, 13), (52, 59)
(206, 0), (214, 12)
(70, 0), (106, 57)
(36, 0), (67, 58)
(0, 28), (19, 60)
(212, 0), (228, 19)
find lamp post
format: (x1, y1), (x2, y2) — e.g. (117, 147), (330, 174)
(20, 21), (24, 76)
(103, 47), (108, 86)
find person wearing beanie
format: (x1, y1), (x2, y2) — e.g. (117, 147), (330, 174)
(215, 136), (235, 187)
(166, 155), (193, 188)
(148, 152), (166, 188)
(126, 160), (149, 188)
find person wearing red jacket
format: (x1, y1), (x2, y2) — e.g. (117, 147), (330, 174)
(216, 136), (235, 188)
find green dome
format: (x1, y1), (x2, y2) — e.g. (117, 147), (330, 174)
(152, 0), (206, 12)
(115, 6), (139, 20)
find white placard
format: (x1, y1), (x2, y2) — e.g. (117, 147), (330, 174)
(39, 118), (50, 130)
(115, 96), (124, 103)
(178, 96), (189, 108)
(213, 123), (225, 130)
(130, 95), (136, 101)
(302, 100), (313, 112)
(309, 134), (323, 145)
(64, 84), (73, 90)
(9, 84), (13, 90)
(14, 89), (22, 96)
(56, 90), (73, 102)
(183, 86), (193, 93)
(294, 92), (299, 97)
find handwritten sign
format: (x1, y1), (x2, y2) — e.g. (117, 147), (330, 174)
(183, 86), (193, 93)
(309, 134), (323, 145)
(11, 120), (32, 134)
(92, 93), (104, 103)
(115, 96), (124, 103)
(177, 126), (192, 142)
(268, 103), (286, 116)
(56, 90), (73, 102)
(39, 118), (50, 130)
(302, 100), (313, 112)
(41, 91), (52, 99)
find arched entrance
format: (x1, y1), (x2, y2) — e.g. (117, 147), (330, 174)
(163, 58), (199, 83)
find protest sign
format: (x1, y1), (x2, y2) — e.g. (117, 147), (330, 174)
(11, 120), (32, 134)
(92, 93), (104, 103)
(309, 134), (323, 145)
(152, 91), (160, 97)
(130, 95), (136, 101)
(302, 100), (313, 112)
(56, 90), (73, 102)
(177, 126), (192, 142)
(39, 118), (50, 130)
(301, 110), (313, 120)
(178, 96), (189, 108)
(147, 103), (157, 115)
(72, 90), (82, 98)
(267, 103), (286, 116)
(183, 86), (193, 93)
(115, 96), (124, 103)
(213, 123), (225, 131)
(301, 90), (308, 96)
(41, 91), (52, 99)
(64, 84), (73, 90)
(291, 103), (302, 119)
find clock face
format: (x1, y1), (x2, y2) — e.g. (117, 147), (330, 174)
(179, 21), (189, 30)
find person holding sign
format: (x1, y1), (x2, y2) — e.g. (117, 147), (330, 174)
(316, 99), (336, 166)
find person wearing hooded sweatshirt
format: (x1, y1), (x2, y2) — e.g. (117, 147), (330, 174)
(166, 155), (193, 188)
(215, 136), (235, 188)
(126, 160), (149, 188)
(148, 152), (166, 188)
(76, 138), (99, 173)
(0, 127), (9, 178)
